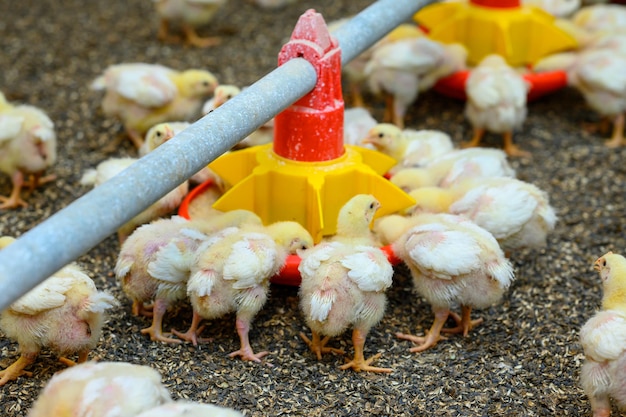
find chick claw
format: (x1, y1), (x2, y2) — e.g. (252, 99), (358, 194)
(442, 308), (483, 337)
(0, 354), (36, 385)
(228, 347), (269, 363)
(396, 331), (447, 353)
(141, 325), (182, 344)
(340, 353), (392, 373)
(299, 332), (345, 360)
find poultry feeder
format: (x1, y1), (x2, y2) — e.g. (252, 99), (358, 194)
(415, 0), (577, 100)
(179, 9), (413, 286)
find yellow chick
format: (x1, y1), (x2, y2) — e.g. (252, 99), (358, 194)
(298, 194), (394, 373)
(27, 361), (172, 417)
(138, 121), (177, 156)
(0, 92), (57, 209)
(135, 401), (244, 417)
(534, 49), (626, 147)
(0, 237), (117, 385)
(407, 177), (558, 255)
(91, 63), (218, 148)
(363, 123), (454, 170)
(464, 54), (531, 157)
(374, 213), (514, 352)
(579, 252), (626, 417)
(173, 220), (313, 362)
(115, 211), (262, 343)
(80, 157), (189, 243)
(201, 84), (241, 115)
(365, 37), (467, 129)
(153, 0), (226, 48)
(390, 147), (515, 191)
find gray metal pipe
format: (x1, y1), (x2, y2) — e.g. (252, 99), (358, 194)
(0, 0), (433, 310)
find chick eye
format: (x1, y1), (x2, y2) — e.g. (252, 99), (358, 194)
(369, 202), (375, 209)
(301, 245), (308, 250)
(602, 259), (606, 266)
(156, 131), (162, 137)
(378, 133), (384, 138)
(202, 81), (210, 87)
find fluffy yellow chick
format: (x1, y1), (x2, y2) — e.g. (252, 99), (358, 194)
(0, 237), (117, 385)
(390, 147), (515, 191)
(202, 84), (241, 115)
(298, 194), (394, 373)
(135, 401), (243, 417)
(91, 63), (218, 148)
(115, 211), (261, 343)
(173, 220), (313, 362)
(27, 361), (172, 417)
(374, 213), (514, 352)
(0, 92), (57, 209)
(535, 49), (626, 147)
(464, 54), (531, 157)
(153, 0), (226, 48)
(363, 123), (454, 170)
(407, 177), (558, 255)
(365, 37), (467, 128)
(579, 252), (626, 417)
(80, 157), (189, 243)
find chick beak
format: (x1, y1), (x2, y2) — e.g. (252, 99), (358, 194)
(593, 257), (603, 272)
(361, 135), (376, 146)
(163, 127), (176, 143)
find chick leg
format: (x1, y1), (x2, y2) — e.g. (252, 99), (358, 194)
(589, 394), (611, 417)
(349, 82), (365, 108)
(171, 310), (208, 347)
(131, 299), (154, 317)
(126, 128), (144, 149)
(462, 127), (485, 149)
(502, 131), (531, 158)
(340, 328), (392, 373)
(0, 352), (37, 386)
(604, 113), (625, 148)
(157, 19), (181, 43)
(140, 298), (182, 344)
(396, 308), (449, 353)
(442, 305), (483, 337)
(182, 24), (221, 48)
(58, 349), (90, 367)
(382, 92), (394, 124)
(0, 171), (28, 209)
(228, 316), (268, 362)
(299, 331), (345, 360)
(392, 97), (406, 130)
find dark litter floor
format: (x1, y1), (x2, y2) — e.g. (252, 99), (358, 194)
(1, 0), (625, 416)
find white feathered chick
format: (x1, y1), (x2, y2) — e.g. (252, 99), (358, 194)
(390, 147), (515, 191)
(0, 237), (117, 386)
(27, 361), (171, 417)
(115, 211), (262, 344)
(534, 48), (626, 147)
(153, 0), (226, 47)
(0, 92), (57, 209)
(464, 54), (531, 157)
(173, 220), (313, 362)
(365, 37), (467, 129)
(298, 194), (394, 373)
(91, 63), (218, 148)
(363, 123), (454, 170)
(579, 252), (626, 417)
(374, 213), (514, 352)
(406, 177), (558, 255)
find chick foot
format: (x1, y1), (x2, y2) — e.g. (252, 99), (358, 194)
(0, 353), (37, 386)
(604, 114), (625, 148)
(443, 306), (483, 337)
(340, 329), (391, 373)
(462, 127), (485, 149)
(299, 331), (345, 360)
(131, 299), (153, 317)
(183, 25), (221, 48)
(397, 309), (449, 352)
(228, 317), (268, 363)
(140, 299), (181, 344)
(0, 172), (27, 209)
(502, 131), (531, 158)
(171, 311), (209, 347)
(58, 350), (90, 367)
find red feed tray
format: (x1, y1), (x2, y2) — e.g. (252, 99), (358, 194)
(178, 179), (402, 286)
(433, 69), (568, 101)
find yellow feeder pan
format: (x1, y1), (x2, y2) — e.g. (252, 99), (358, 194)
(208, 9), (414, 243)
(415, 0), (578, 66)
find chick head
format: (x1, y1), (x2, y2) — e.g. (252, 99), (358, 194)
(213, 85), (241, 108)
(594, 251), (626, 311)
(145, 122), (176, 151)
(373, 214), (410, 245)
(336, 194), (381, 239)
(362, 123), (403, 159)
(177, 70), (218, 98)
(266, 221), (314, 254)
